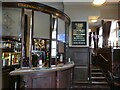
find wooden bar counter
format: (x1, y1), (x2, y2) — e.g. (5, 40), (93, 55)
(10, 62), (74, 89)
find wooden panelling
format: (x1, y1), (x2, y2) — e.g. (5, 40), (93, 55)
(74, 52), (88, 66)
(68, 47), (90, 83)
(18, 67), (74, 89)
(57, 69), (71, 88)
(23, 72), (56, 88)
(2, 68), (20, 89)
(73, 67), (88, 82)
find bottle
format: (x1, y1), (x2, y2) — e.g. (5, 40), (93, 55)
(2, 56), (5, 67)
(38, 58), (42, 68)
(38, 51), (42, 68)
(45, 51), (49, 67)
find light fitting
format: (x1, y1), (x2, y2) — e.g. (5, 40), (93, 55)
(89, 29), (91, 32)
(91, 19), (97, 22)
(93, 0), (106, 5)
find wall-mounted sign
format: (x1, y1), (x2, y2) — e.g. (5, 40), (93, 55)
(72, 22), (87, 45)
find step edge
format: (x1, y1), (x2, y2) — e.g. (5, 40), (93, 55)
(91, 73), (104, 74)
(91, 77), (106, 78)
(91, 82), (108, 84)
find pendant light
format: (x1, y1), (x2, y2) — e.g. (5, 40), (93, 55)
(93, 0), (106, 5)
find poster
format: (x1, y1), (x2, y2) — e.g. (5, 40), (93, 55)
(72, 22), (87, 45)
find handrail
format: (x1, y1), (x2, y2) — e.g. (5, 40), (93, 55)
(99, 54), (108, 62)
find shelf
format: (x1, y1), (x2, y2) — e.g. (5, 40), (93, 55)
(2, 36), (21, 42)
(1, 48), (21, 52)
(1, 48), (14, 52)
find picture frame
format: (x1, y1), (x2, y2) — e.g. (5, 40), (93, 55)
(72, 21), (87, 45)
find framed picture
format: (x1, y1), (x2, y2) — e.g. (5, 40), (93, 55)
(72, 21), (87, 45)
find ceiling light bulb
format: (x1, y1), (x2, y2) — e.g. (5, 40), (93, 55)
(93, 0), (106, 5)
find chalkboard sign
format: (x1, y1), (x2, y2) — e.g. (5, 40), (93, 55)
(72, 22), (87, 45)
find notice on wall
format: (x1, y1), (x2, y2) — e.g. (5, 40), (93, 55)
(72, 22), (87, 45)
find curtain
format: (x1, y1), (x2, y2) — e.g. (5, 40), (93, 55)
(102, 22), (106, 47)
(89, 32), (92, 46)
(96, 27), (99, 48)
(106, 21), (111, 42)
(93, 32), (96, 49)
(102, 21), (111, 47)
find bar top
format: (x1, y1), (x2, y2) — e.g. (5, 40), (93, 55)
(10, 62), (74, 76)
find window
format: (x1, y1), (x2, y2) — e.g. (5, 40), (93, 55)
(108, 20), (119, 47)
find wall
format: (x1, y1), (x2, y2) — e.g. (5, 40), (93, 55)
(119, 1), (120, 19)
(118, 2), (120, 46)
(100, 4), (118, 20)
(64, 3), (118, 47)
(64, 4), (100, 47)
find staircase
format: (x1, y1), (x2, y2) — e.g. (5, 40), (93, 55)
(71, 65), (111, 90)
(91, 66), (108, 85)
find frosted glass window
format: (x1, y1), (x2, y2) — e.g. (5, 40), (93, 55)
(51, 49), (56, 57)
(2, 8), (21, 36)
(58, 34), (65, 42)
(52, 41), (56, 48)
(51, 40), (56, 57)
(54, 19), (57, 31)
(52, 30), (56, 39)
(58, 18), (65, 42)
(34, 11), (50, 39)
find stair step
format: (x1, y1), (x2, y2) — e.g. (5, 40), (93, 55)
(91, 77), (106, 79)
(91, 72), (103, 75)
(91, 65), (108, 85)
(91, 74), (104, 77)
(92, 70), (102, 72)
(92, 81), (108, 84)
(92, 69), (101, 71)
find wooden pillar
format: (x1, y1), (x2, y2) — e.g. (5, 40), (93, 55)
(93, 32), (96, 49)
(21, 9), (34, 69)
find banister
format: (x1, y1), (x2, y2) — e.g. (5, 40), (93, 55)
(99, 54), (108, 62)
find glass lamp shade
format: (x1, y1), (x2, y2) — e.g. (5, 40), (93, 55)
(93, 0), (106, 5)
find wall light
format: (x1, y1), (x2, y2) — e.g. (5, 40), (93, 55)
(93, 0), (106, 5)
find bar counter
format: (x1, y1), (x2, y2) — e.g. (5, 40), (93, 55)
(10, 62), (74, 88)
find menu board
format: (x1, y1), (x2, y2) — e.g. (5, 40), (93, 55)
(72, 22), (87, 45)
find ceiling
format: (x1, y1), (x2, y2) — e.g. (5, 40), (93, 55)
(63, 0), (119, 30)
(63, 0), (119, 5)
(63, 0), (119, 2)
(2, 0), (119, 3)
